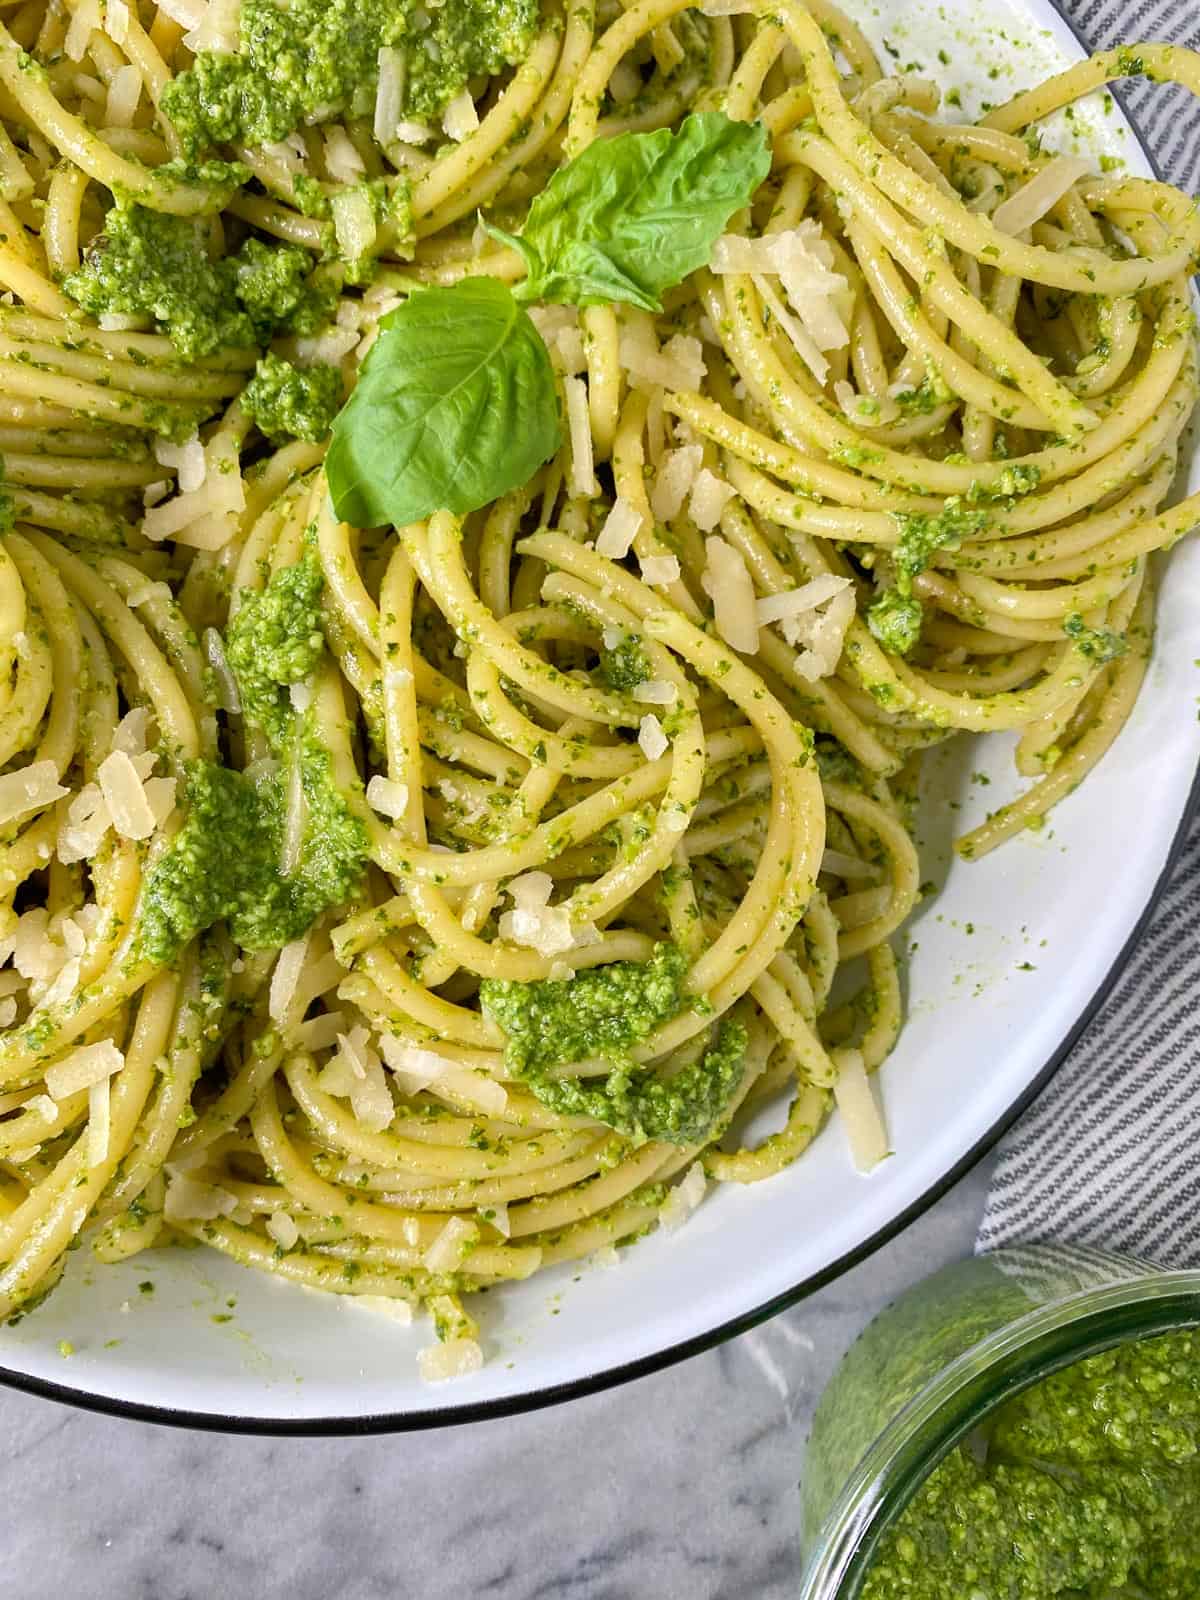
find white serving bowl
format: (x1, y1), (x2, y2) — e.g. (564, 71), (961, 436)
(3, 0), (1197, 1431)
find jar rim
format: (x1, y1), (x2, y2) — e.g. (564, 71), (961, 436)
(798, 1265), (1200, 1600)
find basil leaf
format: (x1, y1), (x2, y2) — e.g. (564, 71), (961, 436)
(325, 276), (560, 528)
(489, 112), (771, 312)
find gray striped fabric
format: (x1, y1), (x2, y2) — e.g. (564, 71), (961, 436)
(976, 0), (1200, 1264)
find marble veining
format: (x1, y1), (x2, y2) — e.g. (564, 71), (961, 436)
(0, 1162), (991, 1599)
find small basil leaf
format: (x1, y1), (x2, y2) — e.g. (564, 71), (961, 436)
(489, 112), (771, 312)
(325, 276), (560, 529)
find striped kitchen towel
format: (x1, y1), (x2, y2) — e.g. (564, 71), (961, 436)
(976, 0), (1200, 1266)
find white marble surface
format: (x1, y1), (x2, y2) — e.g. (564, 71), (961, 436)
(0, 1158), (992, 1598)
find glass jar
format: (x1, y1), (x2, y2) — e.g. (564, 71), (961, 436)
(798, 1243), (1200, 1600)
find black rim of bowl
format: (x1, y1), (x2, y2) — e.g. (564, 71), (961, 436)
(1, 0), (1196, 1435)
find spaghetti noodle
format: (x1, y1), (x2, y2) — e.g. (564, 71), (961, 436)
(0, 0), (1197, 1375)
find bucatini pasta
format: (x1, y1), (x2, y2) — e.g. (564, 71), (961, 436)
(0, 0), (1197, 1376)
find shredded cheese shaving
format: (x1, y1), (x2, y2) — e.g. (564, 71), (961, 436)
(992, 156), (1091, 235)
(833, 1048), (890, 1173)
(595, 496), (643, 559)
(0, 760), (68, 827)
(702, 536), (759, 654)
(45, 1040), (125, 1100)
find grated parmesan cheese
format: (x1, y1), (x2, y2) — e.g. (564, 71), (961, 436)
(620, 331), (706, 393)
(45, 1039), (125, 1100)
(348, 1293), (414, 1323)
(105, 0), (130, 43)
(0, 760), (68, 827)
(323, 126), (366, 183)
(633, 678), (677, 706)
(508, 871), (554, 909)
(64, 0), (102, 60)
(40, 951), (81, 1011)
(564, 375), (597, 499)
(659, 1161), (706, 1232)
(294, 1010), (346, 1053)
(595, 496), (643, 559)
(87, 1077), (111, 1167)
(499, 903), (575, 957)
(343, 1026), (394, 1132)
(295, 326), (360, 365)
(13, 908), (64, 984)
(141, 466), (245, 545)
(331, 186), (377, 262)
(374, 48), (407, 145)
(755, 574), (852, 627)
(268, 935), (309, 1022)
(701, 536), (759, 654)
(418, 1336), (483, 1383)
(639, 553), (681, 587)
(164, 1172), (239, 1223)
(833, 1047), (890, 1173)
(762, 579), (856, 680)
(98, 749), (156, 840)
(650, 445), (702, 523)
(112, 706), (153, 759)
(104, 64), (141, 128)
(638, 713), (669, 761)
(991, 155), (1090, 235)
(366, 775), (410, 820)
(713, 221), (851, 368)
(266, 1212), (300, 1250)
(421, 1215), (478, 1273)
(442, 90), (479, 142)
(182, 0), (240, 54)
(553, 325), (587, 376)
(393, 119), (434, 146)
(753, 273), (832, 386)
(497, 870), (576, 955)
(688, 468), (737, 532)
(379, 1036), (509, 1116)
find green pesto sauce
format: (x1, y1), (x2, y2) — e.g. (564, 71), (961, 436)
(136, 724), (367, 964)
(1063, 611), (1128, 664)
(862, 1326), (1200, 1600)
(63, 207), (330, 360)
(891, 375), (951, 416)
(161, 0), (541, 156)
(482, 943), (688, 1073)
(0, 474), (14, 532)
(892, 500), (991, 590)
(866, 587), (923, 658)
(231, 238), (337, 336)
(242, 354), (343, 445)
(868, 498), (991, 658)
(969, 463), (1043, 501)
(224, 548), (325, 748)
(597, 630), (651, 692)
(137, 552), (364, 962)
(480, 946), (744, 1146)
(530, 1017), (747, 1145)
